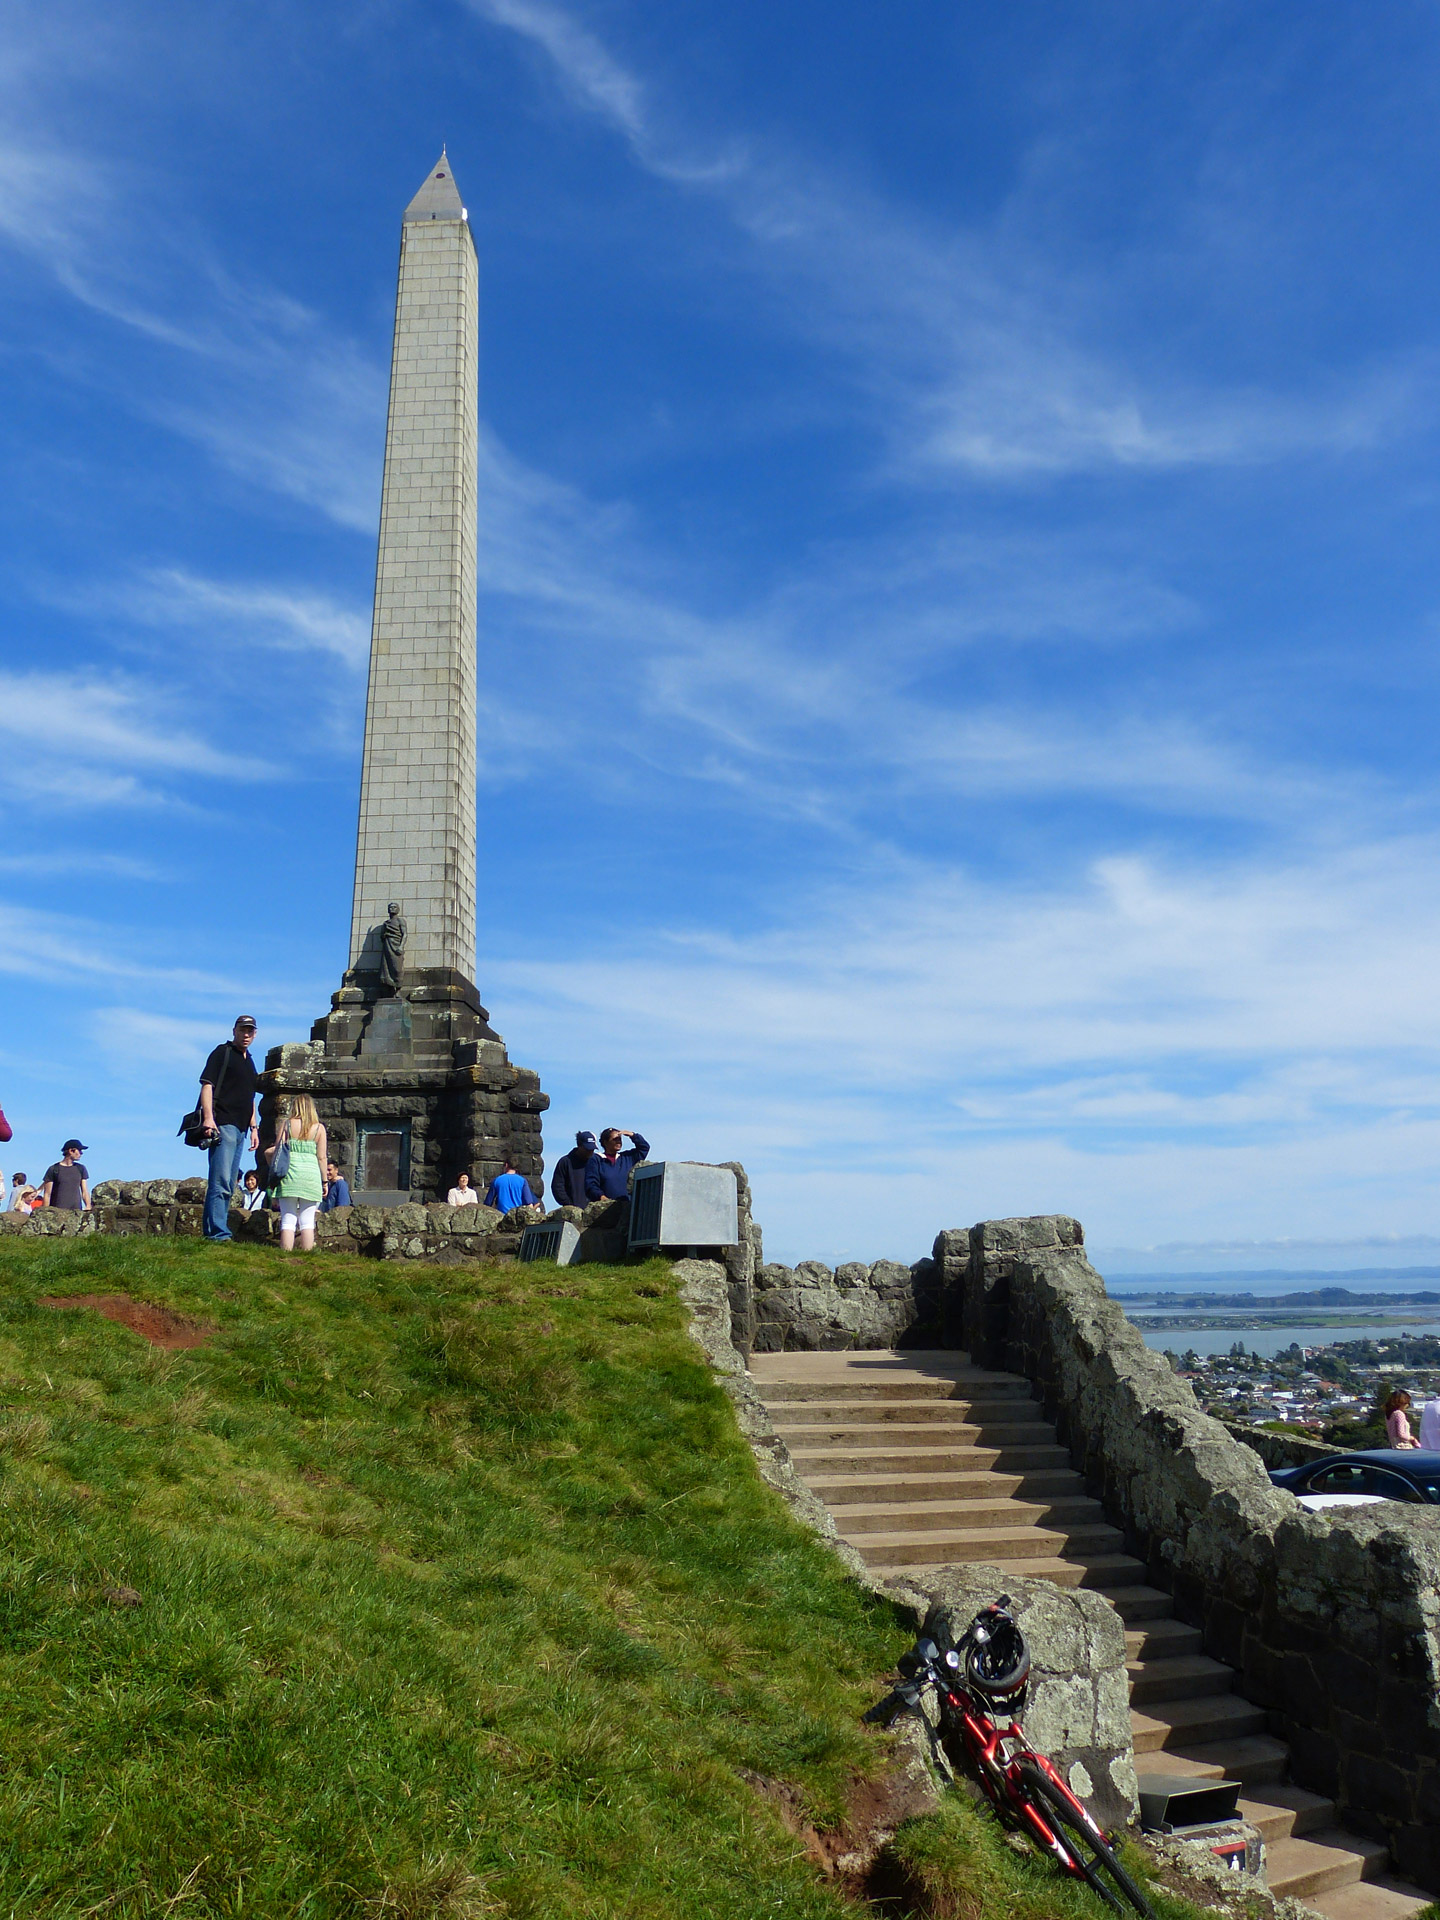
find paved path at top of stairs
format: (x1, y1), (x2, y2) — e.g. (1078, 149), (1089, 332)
(750, 1349), (1429, 1920)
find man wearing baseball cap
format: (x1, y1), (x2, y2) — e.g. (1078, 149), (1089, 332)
(198, 1016), (261, 1241)
(41, 1139), (91, 1212)
(550, 1129), (598, 1208)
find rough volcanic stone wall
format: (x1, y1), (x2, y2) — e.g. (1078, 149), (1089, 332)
(959, 1216), (1440, 1893)
(4, 1183), (637, 1266)
(11, 1164), (751, 1278)
(745, 1256), (941, 1354)
(719, 1163), (763, 1359)
(672, 1257), (1137, 1827)
(1218, 1422), (1342, 1471)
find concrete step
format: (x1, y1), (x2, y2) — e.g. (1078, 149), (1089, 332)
(1238, 1784), (1337, 1843)
(1095, 1583), (1174, 1622)
(835, 1494), (1107, 1535)
(1158, 1734), (1290, 1787)
(761, 1396), (1036, 1427)
(783, 1443), (1074, 1474)
(1266, 1830), (1392, 1902)
(1123, 1616), (1203, 1660)
(757, 1377), (1034, 1403)
(773, 1419), (1064, 1449)
(806, 1468), (1087, 1504)
(1130, 1692), (1267, 1753)
(870, 1551), (1150, 1589)
(1309, 1875), (1434, 1920)
(1126, 1653), (1235, 1706)
(748, 1351), (1009, 1385)
(847, 1521), (1125, 1568)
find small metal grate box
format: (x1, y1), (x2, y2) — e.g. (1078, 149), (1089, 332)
(627, 1163), (739, 1251)
(518, 1219), (581, 1266)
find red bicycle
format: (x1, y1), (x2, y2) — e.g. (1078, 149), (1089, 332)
(869, 1595), (1155, 1917)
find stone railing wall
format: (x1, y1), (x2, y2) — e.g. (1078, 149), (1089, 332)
(0, 1182), (540, 1259)
(3, 1163), (760, 1276)
(743, 1257), (940, 1355)
(955, 1215), (1440, 1894)
(674, 1257), (1137, 1827)
(1217, 1422), (1343, 1471)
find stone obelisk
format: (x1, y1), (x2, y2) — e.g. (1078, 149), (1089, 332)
(265, 154), (548, 1207)
(350, 153), (478, 980)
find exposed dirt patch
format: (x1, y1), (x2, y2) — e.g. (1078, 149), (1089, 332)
(739, 1762), (937, 1894)
(39, 1295), (217, 1351)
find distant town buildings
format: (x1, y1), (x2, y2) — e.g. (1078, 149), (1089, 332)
(1166, 1334), (1440, 1436)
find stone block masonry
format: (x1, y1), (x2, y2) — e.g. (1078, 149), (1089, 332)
(282, 155), (549, 1201)
(351, 190), (479, 980)
(263, 1034), (547, 1204)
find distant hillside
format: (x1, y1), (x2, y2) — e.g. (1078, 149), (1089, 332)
(1113, 1283), (1440, 1310)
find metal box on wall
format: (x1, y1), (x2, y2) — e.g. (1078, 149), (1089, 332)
(628, 1163), (738, 1251)
(519, 1219), (581, 1266)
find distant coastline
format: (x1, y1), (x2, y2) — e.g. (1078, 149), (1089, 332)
(1116, 1288), (1440, 1327)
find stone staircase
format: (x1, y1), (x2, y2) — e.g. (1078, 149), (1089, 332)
(750, 1349), (1430, 1920)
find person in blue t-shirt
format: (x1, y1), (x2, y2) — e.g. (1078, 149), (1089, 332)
(484, 1156), (541, 1214)
(319, 1160), (351, 1212)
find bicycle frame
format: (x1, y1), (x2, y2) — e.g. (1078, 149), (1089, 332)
(870, 1602), (1155, 1919)
(934, 1674), (1102, 1881)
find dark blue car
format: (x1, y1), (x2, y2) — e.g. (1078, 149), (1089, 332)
(1269, 1448), (1440, 1510)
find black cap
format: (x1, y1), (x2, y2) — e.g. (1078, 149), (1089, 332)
(63, 1139), (89, 1154)
(235, 1015), (257, 1032)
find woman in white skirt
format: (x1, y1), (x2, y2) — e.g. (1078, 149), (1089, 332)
(268, 1093), (328, 1253)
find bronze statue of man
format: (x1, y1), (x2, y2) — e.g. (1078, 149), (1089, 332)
(379, 902), (407, 992)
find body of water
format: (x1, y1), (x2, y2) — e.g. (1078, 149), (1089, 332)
(1126, 1320), (1440, 1358)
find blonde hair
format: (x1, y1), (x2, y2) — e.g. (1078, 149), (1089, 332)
(285, 1093), (322, 1139)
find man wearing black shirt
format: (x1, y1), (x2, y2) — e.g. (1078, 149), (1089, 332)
(198, 1016), (261, 1241)
(42, 1140), (91, 1211)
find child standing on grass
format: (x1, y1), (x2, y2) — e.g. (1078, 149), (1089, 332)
(268, 1094), (328, 1254)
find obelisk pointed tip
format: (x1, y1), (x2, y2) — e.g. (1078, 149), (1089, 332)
(404, 151), (466, 223)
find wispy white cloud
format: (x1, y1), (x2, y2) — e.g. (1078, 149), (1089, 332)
(0, 902), (236, 991)
(0, 850), (165, 879)
(465, 0), (743, 184)
(117, 569), (370, 666)
(0, 671), (273, 812)
(501, 831), (1440, 1258)
(90, 1007), (235, 1071)
(464, 0), (1429, 479)
(496, 831), (1440, 1096)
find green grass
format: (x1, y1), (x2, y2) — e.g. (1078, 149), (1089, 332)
(0, 1238), (1223, 1920)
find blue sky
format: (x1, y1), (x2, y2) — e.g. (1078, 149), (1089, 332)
(5, 1), (1440, 1268)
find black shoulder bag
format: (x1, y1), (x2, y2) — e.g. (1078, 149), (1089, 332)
(179, 1045), (233, 1149)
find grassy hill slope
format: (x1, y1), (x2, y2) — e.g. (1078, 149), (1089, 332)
(0, 1237), (1215, 1920)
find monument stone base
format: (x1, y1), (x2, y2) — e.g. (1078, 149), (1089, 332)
(260, 967), (548, 1205)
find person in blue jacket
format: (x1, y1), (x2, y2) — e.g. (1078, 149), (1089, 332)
(584, 1128), (650, 1202)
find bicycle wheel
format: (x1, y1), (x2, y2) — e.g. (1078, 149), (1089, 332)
(1014, 1760), (1157, 1919)
(1007, 1768), (1124, 1914)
